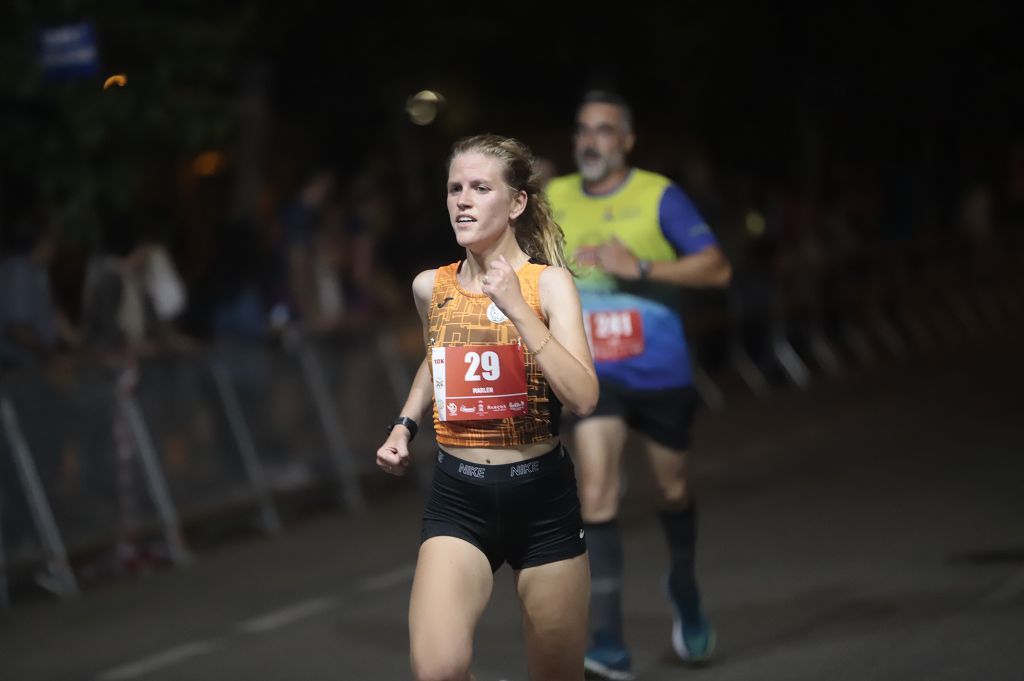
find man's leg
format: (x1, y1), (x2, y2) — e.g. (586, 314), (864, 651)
(574, 415), (632, 678)
(645, 439), (714, 662)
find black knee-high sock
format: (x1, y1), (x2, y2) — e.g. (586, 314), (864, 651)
(658, 504), (703, 624)
(584, 520), (624, 646)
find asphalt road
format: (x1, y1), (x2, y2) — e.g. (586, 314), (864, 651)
(1, 335), (1022, 681)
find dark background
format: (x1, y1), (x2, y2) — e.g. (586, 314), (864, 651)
(3, 2), (1022, 284)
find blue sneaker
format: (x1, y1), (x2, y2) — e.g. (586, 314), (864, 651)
(671, 612), (716, 663)
(584, 635), (634, 681)
(666, 577), (716, 663)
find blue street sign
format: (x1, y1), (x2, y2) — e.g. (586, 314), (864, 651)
(38, 22), (100, 81)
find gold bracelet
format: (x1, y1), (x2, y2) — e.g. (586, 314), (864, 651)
(532, 331), (553, 356)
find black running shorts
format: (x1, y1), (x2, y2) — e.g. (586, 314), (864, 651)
(421, 444), (587, 572)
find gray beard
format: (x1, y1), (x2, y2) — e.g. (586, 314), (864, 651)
(578, 157), (609, 183)
(577, 150), (624, 183)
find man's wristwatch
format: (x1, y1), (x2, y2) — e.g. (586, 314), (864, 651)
(387, 416), (418, 441)
(636, 259), (653, 280)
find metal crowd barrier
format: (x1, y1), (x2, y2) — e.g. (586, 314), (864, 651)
(683, 225), (1024, 406)
(2, 230), (1021, 607)
(0, 320), (426, 606)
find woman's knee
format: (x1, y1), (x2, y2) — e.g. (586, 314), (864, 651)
(411, 646), (472, 681)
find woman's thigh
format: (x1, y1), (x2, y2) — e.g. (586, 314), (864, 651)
(409, 536), (494, 680)
(514, 553), (590, 681)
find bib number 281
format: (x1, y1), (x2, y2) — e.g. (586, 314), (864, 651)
(587, 309), (645, 362)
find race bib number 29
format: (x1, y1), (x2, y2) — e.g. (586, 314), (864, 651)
(433, 344), (528, 421)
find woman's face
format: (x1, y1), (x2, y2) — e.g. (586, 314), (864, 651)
(447, 152), (525, 250)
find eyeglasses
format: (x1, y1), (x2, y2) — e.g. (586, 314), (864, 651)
(574, 124), (621, 140)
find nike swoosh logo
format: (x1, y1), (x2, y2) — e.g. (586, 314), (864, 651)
(437, 297), (454, 309)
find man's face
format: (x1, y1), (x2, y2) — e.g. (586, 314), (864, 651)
(573, 103), (635, 183)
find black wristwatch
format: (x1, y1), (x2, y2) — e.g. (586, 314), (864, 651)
(387, 416), (418, 441)
(637, 259), (653, 280)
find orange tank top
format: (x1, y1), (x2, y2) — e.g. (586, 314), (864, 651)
(428, 260), (559, 448)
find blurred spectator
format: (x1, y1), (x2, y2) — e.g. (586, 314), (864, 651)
(278, 166), (336, 332)
(81, 209), (194, 357)
(309, 198), (349, 331)
(344, 166), (403, 320)
(721, 179), (781, 381)
(188, 218), (272, 342)
(0, 189), (78, 370)
(277, 163), (406, 333)
(0, 182), (78, 558)
(80, 206), (194, 575)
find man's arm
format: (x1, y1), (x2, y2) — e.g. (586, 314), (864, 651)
(595, 183), (732, 288)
